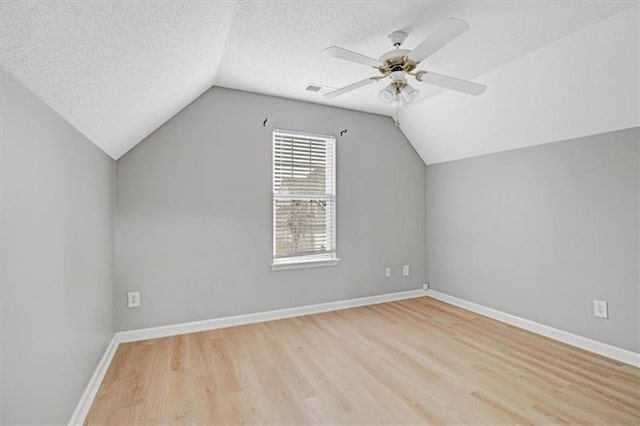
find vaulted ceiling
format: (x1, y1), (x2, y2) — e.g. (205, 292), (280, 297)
(1, 1), (637, 162)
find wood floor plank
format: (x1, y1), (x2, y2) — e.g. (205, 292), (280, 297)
(85, 297), (640, 425)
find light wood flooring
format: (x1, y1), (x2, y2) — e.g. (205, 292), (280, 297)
(86, 297), (640, 424)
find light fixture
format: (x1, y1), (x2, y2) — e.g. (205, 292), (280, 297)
(400, 83), (420, 104)
(378, 83), (397, 104)
(378, 81), (421, 106)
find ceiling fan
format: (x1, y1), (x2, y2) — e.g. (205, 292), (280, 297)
(321, 18), (486, 105)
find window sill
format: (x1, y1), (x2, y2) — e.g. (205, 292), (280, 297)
(271, 257), (341, 271)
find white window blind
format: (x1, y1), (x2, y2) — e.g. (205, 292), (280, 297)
(272, 129), (336, 265)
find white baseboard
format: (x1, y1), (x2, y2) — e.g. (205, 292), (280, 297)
(68, 288), (425, 425)
(427, 289), (640, 368)
(68, 333), (120, 425)
(117, 289), (426, 343)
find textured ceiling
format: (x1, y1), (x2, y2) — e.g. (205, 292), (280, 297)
(0, 1), (634, 159)
(0, 1), (235, 159)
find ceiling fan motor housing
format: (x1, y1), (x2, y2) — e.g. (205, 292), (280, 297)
(378, 49), (417, 75)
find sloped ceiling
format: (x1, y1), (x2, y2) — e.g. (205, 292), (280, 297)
(0, 1), (635, 160)
(401, 5), (640, 164)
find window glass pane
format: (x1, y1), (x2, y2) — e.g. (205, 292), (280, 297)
(274, 199), (332, 258)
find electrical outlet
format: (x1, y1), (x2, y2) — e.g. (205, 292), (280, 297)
(128, 291), (141, 308)
(385, 267), (391, 278)
(402, 265), (410, 277)
(423, 283), (429, 291)
(593, 300), (608, 318)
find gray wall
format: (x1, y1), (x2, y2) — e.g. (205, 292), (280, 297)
(1, 69), (115, 424)
(426, 127), (639, 352)
(116, 87), (426, 331)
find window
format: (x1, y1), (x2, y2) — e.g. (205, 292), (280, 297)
(272, 129), (338, 270)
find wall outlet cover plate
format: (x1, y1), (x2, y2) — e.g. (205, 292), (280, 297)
(593, 300), (608, 319)
(402, 265), (410, 276)
(128, 291), (141, 308)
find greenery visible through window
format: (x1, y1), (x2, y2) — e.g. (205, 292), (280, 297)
(272, 129), (336, 264)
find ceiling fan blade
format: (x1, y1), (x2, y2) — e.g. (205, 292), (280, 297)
(322, 46), (382, 68)
(416, 71), (486, 95)
(324, 78), (379, 99)
(407, 18), (470, 63)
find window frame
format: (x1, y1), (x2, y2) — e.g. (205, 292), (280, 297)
(271, 128), (340, 271)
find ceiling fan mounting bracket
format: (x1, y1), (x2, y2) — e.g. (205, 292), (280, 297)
(388, 31), (408, 48)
